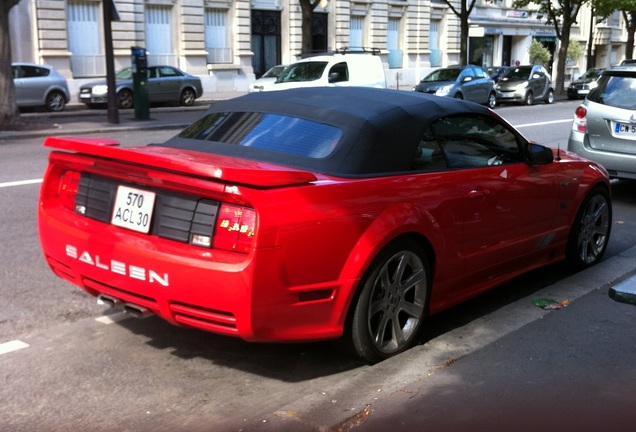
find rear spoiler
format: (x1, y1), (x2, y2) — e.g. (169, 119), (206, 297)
(44, 136), (318, 188)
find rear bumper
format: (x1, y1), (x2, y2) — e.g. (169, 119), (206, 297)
(568, 130), (636, 179)
(495, 90), (524, 102)
(38, 204), (350, 342)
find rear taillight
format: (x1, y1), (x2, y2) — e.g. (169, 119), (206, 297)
(572, 105), (587, 133)
(59, 170), (81, 212)
(213, 204), (256, 253)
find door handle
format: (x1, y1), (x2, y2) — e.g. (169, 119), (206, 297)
(468, 189), (491, 199)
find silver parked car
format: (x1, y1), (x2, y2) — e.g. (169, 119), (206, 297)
(495, 65), (554, 105)
(12, 62), (70, 112)
(568, 66), (636, 180)
(413, 65), (497, 109)
(79, 65), (203, 108)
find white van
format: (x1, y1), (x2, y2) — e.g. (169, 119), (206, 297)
(252, 50), (386, 92)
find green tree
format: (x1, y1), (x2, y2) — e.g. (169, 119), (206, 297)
(567, 39), (585, 64)
(440, 0), (479, 66)
(0, 0), (21, 126)
(529, 39), (552, 65)
(514, 0), (590, 94)
(594, 0), (636, 59)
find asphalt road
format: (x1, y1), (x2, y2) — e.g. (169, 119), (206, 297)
(1, 100), (635, 431)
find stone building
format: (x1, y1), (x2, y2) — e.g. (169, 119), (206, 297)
(9, 0), (634, 98)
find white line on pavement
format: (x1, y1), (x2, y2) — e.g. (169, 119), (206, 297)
(0, 178), (43, 189)
(515, 118), (572, 128)
(0, 340), (30, 356)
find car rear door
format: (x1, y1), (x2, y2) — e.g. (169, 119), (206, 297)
(156, 66), (184, 101)
(13, 65), (47, 106)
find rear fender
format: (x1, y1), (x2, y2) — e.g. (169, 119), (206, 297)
(332, 202), (447, 326)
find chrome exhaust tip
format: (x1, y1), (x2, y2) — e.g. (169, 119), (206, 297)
(123, 303), (152, 319)
(97, 294), (122, 309)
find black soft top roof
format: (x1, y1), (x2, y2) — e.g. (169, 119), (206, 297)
(161, 87), (492, 176)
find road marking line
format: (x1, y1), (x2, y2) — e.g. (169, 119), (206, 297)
(0, 178), (43, 188)
(515, 119), (572, 128)
(0, 340), (30, 355)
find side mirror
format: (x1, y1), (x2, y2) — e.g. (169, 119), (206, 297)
(462, 76), (473, 82)
(526, 143), (553, 164)
(532, 73), (541, 79)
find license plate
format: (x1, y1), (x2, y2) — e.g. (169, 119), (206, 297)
(111, 185), (156, 233)
(614, 122), (636, 135)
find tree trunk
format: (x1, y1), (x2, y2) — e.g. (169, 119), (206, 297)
(554, 18), (573, 95)
(460, 15), (469, 65)
(459, 0), (469, 66)
(300, 0), (319, 55)
(0, 1), (20, 126)
(625, 11), (636, 60)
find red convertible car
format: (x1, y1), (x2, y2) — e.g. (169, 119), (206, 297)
(38, 87), (612, 363)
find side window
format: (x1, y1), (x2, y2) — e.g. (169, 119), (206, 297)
(22, 66), (49, 78)
(328, 62), (349, 83)
(460, 68), (475, 81)
(430, 114), (522, 169)
(412, 127), (447, 171)
(474, 67), (488, 79)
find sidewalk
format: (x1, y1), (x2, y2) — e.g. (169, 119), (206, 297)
(0, 92), (246, 142)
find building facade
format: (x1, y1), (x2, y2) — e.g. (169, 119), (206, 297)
(9, 0), (635, 98)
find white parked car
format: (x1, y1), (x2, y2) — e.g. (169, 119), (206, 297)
(249, 65), (286, 93)
(253, 49), (386, 92)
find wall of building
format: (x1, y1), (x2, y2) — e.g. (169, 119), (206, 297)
(9, 0), (634, 99)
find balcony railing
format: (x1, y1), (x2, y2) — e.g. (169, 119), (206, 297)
(206, 47), (233, 64)
(70, 55), (105, 78)
(147, 54), (178, 67)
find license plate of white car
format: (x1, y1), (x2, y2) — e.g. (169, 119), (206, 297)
(111, 185), (156, 234)
(614, 122), (636, 135)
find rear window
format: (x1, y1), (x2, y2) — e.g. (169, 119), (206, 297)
(178, 112), (342, 158)
(588, 74), (636, 110)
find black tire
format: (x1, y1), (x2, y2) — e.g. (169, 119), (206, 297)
(544, 89), (554, 104)
(180, 88), (196, 106)
(454, 93), (464, 100)
(45, 90), (66, 112)
(524, 91), (534, 106)
(566, 186), (612, 270)
(349, 239), (429, 364)
(486, 92), (496, 109)
(117, 89), (134, 109)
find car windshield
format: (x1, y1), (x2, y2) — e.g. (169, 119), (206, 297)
(580, 68), (602, 79)
(502, 67), (532, 80)
(115, 68), (132, 79)
(423, 68), (460, 82)
(178, 111), (343, 158)
(276, 62), (328, 83)
(262, 66), (285, 79)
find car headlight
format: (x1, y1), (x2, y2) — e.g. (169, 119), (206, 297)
(515, 82), (529, 92)
(92, 85), (108, 96)
(589, 81), (598, 90)
(436, 84), (454, 96)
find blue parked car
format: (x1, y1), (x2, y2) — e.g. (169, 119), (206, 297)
(413, 65), (496, 108)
